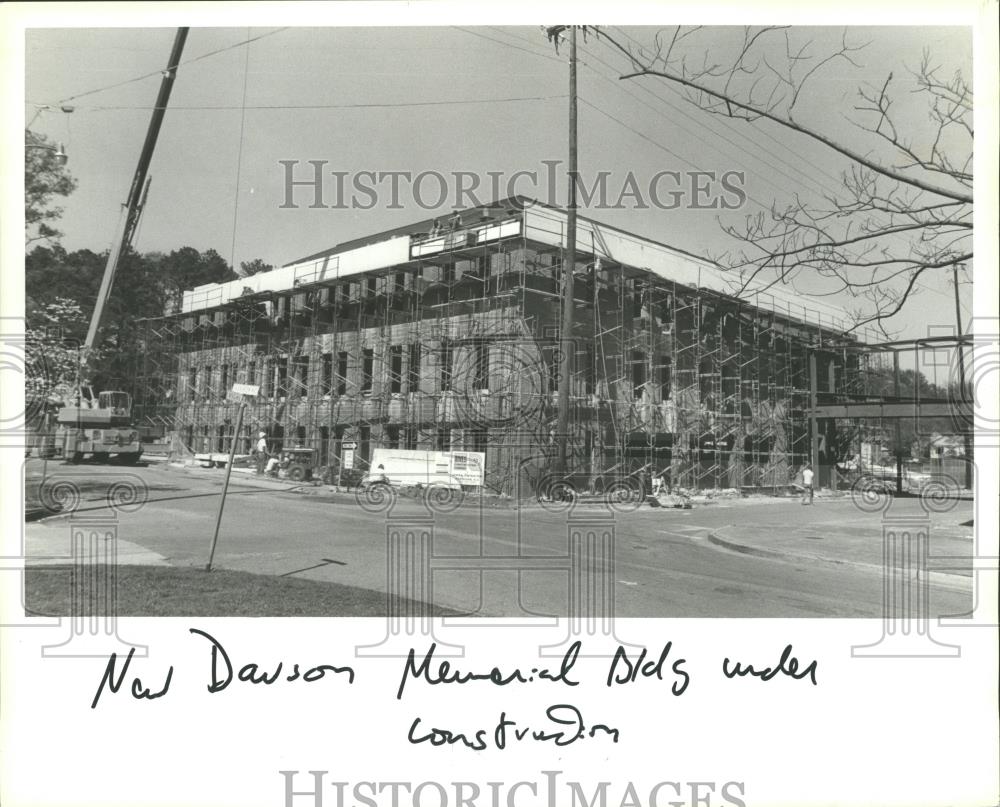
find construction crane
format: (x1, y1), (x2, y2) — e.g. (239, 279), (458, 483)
(53, 28), (188, 463)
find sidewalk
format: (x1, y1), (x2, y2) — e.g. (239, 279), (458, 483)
(25, 522), (169, 566)
(707, 500), (974, 591)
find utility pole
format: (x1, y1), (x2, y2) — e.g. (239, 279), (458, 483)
(952, 263), (967, 394)
(893, 349), (903, 495)
(547, 25), (578, 477)
(952, 262), (973, 490)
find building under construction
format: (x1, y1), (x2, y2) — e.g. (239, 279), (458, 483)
(135, 198), (876, 495)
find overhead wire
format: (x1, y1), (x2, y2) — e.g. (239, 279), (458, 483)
(577, 96), (781, 218)
(229, 29), (252, 275)
(465, 28), (785, 220)
(483, 24), (970, 329)
(577, 43), (836, 204)
(496, 25), (838, 205)
(462, 26), (832, 296)
(27, 95), (569, 112)
(46, 28), (290, 107)
(490, 27), (876, 300)
(452, 26), (564, 63)
(604, 24), (861, 197)
(29, 25), (969, 320)
(603, 27), (879, 206)
(591, 25), (970, 309)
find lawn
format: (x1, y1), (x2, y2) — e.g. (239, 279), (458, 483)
(24, 565), (459, 617)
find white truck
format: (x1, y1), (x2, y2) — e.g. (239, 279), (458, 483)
(363, 448), (485, 491)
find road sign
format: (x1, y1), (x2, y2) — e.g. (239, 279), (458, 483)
(342, 441), (358, 450)
(208, 388), (255, 571)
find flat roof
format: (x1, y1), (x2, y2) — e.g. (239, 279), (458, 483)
(178, 196), (862, 338)
(285, 197), (531, 266)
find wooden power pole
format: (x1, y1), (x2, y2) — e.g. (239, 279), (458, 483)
(547, 25), (579, 477)
(953, 263), (973, 490)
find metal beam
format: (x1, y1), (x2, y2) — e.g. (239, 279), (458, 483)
(809, 401), (964, 419)
(85, 27), (189, 351)
(808, 352), (819, 472)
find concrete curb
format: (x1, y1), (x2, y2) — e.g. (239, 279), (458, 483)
(707, 526), (972, 593)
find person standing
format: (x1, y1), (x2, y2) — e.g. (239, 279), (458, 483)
(801, 463), (815, 505)
(254, 431), (268, 475)
(652, 471), (663, 496)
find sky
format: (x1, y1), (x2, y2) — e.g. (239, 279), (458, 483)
(22, 23), (975, 341)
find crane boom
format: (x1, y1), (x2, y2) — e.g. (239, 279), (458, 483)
(84, 27), (188, 351)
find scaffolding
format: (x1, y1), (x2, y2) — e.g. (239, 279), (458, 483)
(134, 203), (872, 495)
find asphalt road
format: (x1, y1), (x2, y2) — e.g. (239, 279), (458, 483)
(23, 459), (974, 618)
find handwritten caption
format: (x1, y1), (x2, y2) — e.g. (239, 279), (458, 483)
(91, 629), (818, 750)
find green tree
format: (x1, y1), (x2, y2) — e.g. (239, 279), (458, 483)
(25, 130), (77, 246)
(26, 245), (105, 326)
(25, 244), (238, 390)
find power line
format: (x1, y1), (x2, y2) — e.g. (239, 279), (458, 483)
(588, 30), (846, 203)
(27, 95), (568, 112)
(46, 28), (289, 107)
(591, 26), (969, 307)
(606, 25), (863, 196)
(484, 26), (570, 62)
(577, 45), (831, 207)
(362, 24), (970, 318)
(452, 26), (564, 63)
(595, 24), (929, 234)
(502, 26), (820, 189)
(577, 96), (782, 221)
(471, 27), (779, 216)
(596, 28), (969, 232)
(501, 26), (853, 210)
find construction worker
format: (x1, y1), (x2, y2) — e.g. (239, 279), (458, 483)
(254, 431), (268, 475)
(652, 468), (670, 496)
(801, 463), (815, 505)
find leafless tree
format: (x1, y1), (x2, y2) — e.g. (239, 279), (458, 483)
(594, 27), (972, 335)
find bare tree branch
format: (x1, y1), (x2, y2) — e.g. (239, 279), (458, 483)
(592, 26), (973, 331)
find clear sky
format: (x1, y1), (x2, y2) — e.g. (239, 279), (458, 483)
(23, 24), (973, 340)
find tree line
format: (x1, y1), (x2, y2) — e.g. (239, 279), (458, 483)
(25, 244), (268, 396)
(25, 128), (274, 399)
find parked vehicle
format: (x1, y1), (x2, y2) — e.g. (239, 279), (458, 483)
(55, 388), (142, 464)
(361, 448), (485, 491)
(279, 447), (316, 482)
